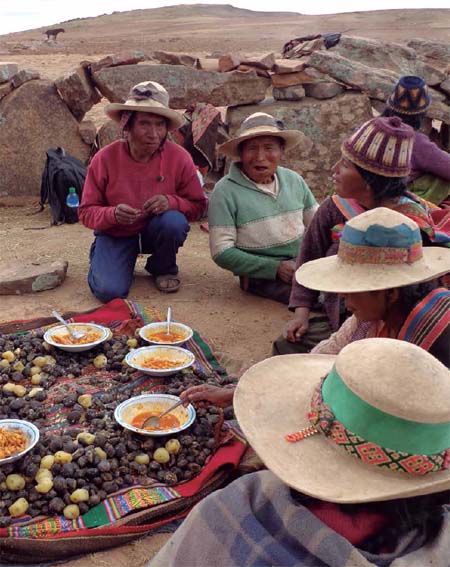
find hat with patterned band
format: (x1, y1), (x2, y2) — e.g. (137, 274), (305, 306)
(218, 112), (308, 159)
(234, 338), (450, 503)
(387, 75), (431, 116)
(295, 207), (450, 294)
(342, 116), (414, 177)
(105, 81), (184, 131)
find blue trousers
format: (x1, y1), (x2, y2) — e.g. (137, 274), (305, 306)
(88, 211), (190, 303)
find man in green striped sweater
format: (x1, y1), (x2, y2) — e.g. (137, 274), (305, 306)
(208, 112), (318, 304)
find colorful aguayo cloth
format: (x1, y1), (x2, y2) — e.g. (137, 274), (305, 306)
(0, 299), (246, 563)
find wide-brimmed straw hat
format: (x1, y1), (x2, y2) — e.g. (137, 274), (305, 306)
(218, 112), (308, 159)
(105, 81), (183, 131)
(296, 207), (450, 293)
(234, 338), (450, 503)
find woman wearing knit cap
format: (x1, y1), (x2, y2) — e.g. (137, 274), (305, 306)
(384, 75), (450, 206)
(150, 339), (450, 566)
(79, 81), (207, 301)
(274, 115), (450, 356)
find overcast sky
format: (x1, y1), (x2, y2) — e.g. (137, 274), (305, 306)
(1, 0), (448, 35)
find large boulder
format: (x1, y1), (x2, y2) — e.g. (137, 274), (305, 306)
(90, 51), (147, 73)
(0, 80), (91, 196)
(91, 64), (271, 109)
(407, 39), (450, 71)
(97, 120), (120, 148)
(0, 260), (68, 295)
(226, 92), (373, 201)
(0, 62), (18, 84)
(55, 66), (101, 121)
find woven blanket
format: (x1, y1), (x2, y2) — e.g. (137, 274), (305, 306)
(0, 299), (247, 563)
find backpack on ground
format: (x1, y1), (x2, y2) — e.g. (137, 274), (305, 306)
(39, 147), (87, 225)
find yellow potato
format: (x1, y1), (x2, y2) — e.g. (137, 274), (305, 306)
(35, 468), (53, 483)
(29, 366), (42, 376)
(127, 338), (138, 348)
(77, 394), (92, 409)
(165, 439), (181, 455)
(36, 478), (53, 494)
(2, 383), (16, 392)
(2, 351), (15, 362)
(9, 498), (29, 517)
(13, 348), (21, 356)
(153, 448), (170, 464)
(6, 474), (26, 491)
(12, 385), (26, 398)
(63, 504), (80, 519)
(40, 455), (55, 469)
(54, 451), (73, 464)
(30, 374), (42, 385)
(44, 355), (56, 366)
(134, 454), (150, 465)
(32, 356), (47, 368)
(69, 488), (89, 503)
(76, 432), (95, 446)
(42, 341), (52, 352)
(13, 361), (25, 372)
(29, 387), (44, 398)
(93, 354), (107, 369)
(0, 360), (10, 369)
(94, 447), (107, 460)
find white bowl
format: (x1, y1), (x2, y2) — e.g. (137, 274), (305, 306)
(139, 322), (193, 346)
(44, 323), (110, 352)
(0, 419), (40, 465)
(125, 345), (195, 377)
(114, 394), (196, 436)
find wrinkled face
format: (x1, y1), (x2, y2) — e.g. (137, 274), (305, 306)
(340, 290), (389, 322)
(240, 135), (284, 183)
(332, 156), (368, 200)
(128, 112), (168, 154)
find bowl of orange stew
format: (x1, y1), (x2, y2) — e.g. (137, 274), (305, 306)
(44, 323), (110, 352)
(139, 322), (193, 346)
(0, 419), (40, 465)
(125, 345), (195, 377)
(114, 394), (196, 436)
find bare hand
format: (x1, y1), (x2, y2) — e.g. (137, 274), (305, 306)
(285, 307), (310, 342)
(143, 195), (170, 216)
(277, 260), (296, 284)
(114, 203), (142, 225)
(180, 384), (235, 407)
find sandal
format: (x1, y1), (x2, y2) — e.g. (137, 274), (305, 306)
(154, 274), (181, 293)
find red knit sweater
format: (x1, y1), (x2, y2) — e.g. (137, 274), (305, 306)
(79, 139), (207, 237)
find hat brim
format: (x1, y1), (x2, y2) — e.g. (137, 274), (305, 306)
(219, 127), (307, 159)
(234, 354), (450, 503)
(295, 247), (450, 294)
(105, 101), (184, 131)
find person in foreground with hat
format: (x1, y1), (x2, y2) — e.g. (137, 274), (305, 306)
(275, 115), (450, 356)
(384, 75), (450, 206)
(149, 339), (450, 566)
(208, 112), (318, 305)
(79, 81), (207, 301)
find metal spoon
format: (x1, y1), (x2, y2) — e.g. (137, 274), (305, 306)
(142, 398), (185, 429)
(166, 307), (171, 336)
(51, 310), (84, 341)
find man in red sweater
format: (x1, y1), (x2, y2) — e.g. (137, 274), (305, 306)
(79, 81), (207, 302)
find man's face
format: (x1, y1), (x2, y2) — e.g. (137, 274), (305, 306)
(239, 136), (284, 184)
(128, 112), (168, 153)
(332, 156), (367, 200)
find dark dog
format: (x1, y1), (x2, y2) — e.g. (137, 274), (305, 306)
(45, 28), (65, 40)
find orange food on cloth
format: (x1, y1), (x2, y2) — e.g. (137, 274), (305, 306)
(130, 411), (181, 431)
(144, 330), (187, 343)
(140, 356), (189, 369)
(53, 328), (103, 345)
(0, 428), (27, 459)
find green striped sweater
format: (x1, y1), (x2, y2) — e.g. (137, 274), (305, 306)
(208, 163), (318, 280)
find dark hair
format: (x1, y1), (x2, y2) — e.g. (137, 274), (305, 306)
(382, 107), (423, 131)
(238, 135), (285, 157)
(396, 279), (438, 320)
(291, 489), (449, 554)
(126, 111), (169, 131)
(354, 163), (408, 205)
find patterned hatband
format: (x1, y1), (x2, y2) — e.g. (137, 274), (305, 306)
(388, 75), (431, 116)
(342, 116), (414, 177)
(286, 374), (450, 476)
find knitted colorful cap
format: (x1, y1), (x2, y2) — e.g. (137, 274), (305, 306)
(387, 75), (431, 116)
(342, 116), (414, 178)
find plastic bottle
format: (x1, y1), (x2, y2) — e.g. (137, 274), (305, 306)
(66, 187), (79, 208)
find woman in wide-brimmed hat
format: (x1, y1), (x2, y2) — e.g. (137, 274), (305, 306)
(275, 115), (450, 357)
(208, 112), (318, 305)
(150, 338), (450, 566)
(79, 81), (207, 301)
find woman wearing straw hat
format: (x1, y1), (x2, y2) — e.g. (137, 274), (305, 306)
(383, 75), (450, 206)
(79, 81), (207, 301)
(150, 339), (450, 566)
(208, 112), (318, 305)
(275, 115), (450, 356)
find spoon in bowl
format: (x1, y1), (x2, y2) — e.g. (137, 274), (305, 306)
(142, 398), (185, 429)
(166, 306), (171, 336)
(51, 310), (84, 341)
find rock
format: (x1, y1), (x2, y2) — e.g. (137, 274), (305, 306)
(195, 58), (219, 72)
(97, 120), (120, 148)
(440, 76), (450, 96)
(427, 96), (450, 125)
(273, 59), (308, 74)
(78, 120), (97, 145)
(0, 62), (18, 84)
(271, 71), (308, 88)
(92, 64), (271, 109)
(218, 54), (241, 73)
(11, 69), (40, 88)
(0, 82), (12, 101)
(304, 82), (345, 99)
(55, 66), (101, 121)
(90, 51), (146, 73)
(407, 39), (450, 70)
(241, 52), (276, 70)
(226, 92), (373, 201)
(152, 51), (197, 67)
(331, 36), (445, 86)
(307, 51), (399, 101)
(0, 80), (91, 196)
(0, 260), (68, 295)
(272, 66), (335, 88)
(273, 85), (305, 101)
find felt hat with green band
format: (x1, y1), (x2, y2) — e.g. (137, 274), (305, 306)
(234, 338), (450, 503)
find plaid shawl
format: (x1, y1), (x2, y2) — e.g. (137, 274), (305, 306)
(149, 471), (450, 567)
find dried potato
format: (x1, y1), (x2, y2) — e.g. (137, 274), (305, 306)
(134, 454), (150, 465)
(0, 360), (10, 369)
(153, 448), (170, 464)
(77, 394), (92, 408)
(29, 387), (44, 398)
(36, 478), (53, 493)
(6, 474), (25, 491)
(94, 447), (107, 460)
(126, 338), (138, 348)
(33, 356), (47, 368)
(93, 354), (107, 369)
(9, 498), (29, 517)
(40, 455), (55, 469)
(29, 366), (42, 376)
(35, 468), (53, 483)
(12, 361), (25, 372)
(70, 488), (89, 503)
(30, 374), (42, 385)
(2, 351), (15, 362)
(2, 383), (16, 393)
(76, 432), (95, 446)
(54, 451), (73, 464)
(63, 504), (80, 519)
(12, 385), (26, 398)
